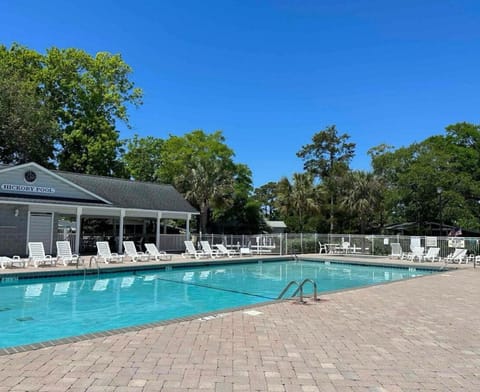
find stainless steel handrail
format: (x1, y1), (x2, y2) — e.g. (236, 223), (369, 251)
(277, 278), (318, 303)
(89, 256), (100, 277)
(291, 278), (318, 302)
(277, 280), (300, 300)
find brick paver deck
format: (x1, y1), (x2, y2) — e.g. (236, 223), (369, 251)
(0, 257), (479, 391)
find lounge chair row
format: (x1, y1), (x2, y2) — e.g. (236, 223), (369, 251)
(1, 239), (256, 269)
(182, 240), (253, 259)
(0, 241), (173, 269)
(93, 241), (173, 264)
(390, 243), (472, 263)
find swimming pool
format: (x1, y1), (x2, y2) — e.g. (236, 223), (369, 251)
(0, 260), (436, 349)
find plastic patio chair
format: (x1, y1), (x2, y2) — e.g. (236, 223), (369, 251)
(144, 243), (173, 261)
(123, 241), (150, 262)
(95, 241), (124, 264)
(56, 241), (81, 266)
(182, 241), (209, 259)
(28, 242), (56, 268)
(200, 241), (221, 258)
(390, 243), (403, 259)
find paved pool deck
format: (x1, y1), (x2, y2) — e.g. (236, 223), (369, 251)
(0, 255), (479, 391)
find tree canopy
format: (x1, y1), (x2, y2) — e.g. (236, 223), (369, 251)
(0, 43), (142, 176)
(0, 45), (57, 166)
(2, 45), (480, 235)
(297, 125), (356, 233)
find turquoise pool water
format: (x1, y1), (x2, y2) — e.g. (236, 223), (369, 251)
(0, 260), (435, 348)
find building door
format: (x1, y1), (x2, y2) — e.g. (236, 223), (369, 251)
(28, 212), (53, 254)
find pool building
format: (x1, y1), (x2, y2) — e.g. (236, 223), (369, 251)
(0, 162), (198, 257)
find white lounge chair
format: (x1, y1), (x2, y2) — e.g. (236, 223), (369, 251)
(144, 243), (172, 261)
(95, 241), (124, 264)
(200, 241), (221, 258)
(0, 256), (25, 269)
(56, 241), (81, 266)
(405, 246), (424, 261)
(28, 242), (56, 267)
(182, 240), (208, 259)
(215, 244), (239, 257)
(390, 243), (403, 259)
(445, 248), (468, 264)
(454, 249), (469, 264)
(422, 247), (440, 262)
(123, 241), (150, 262)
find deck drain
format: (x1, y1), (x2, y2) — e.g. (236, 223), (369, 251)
(16, 317), (34, 322)
(243, 310), (263, 316)
(198, 313), (228, 321)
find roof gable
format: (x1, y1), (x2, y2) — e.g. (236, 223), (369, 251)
(0, 163), (110, 204)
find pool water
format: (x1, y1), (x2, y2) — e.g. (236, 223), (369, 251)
(0, 260), (435, 348)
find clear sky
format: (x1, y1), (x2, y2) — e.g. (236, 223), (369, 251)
(2, 0), (480, 187)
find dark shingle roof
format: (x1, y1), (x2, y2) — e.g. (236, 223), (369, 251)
(56, 171), (198, 213)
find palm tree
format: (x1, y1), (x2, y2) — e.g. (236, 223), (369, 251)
(277, 173), (320, 233)
(341, 171), (383, 233)
(176, 157), (235, 233)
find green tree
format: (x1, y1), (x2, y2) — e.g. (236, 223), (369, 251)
(276, 172), (320, 233)
(254, 181), (279, 219)
(341, 171), (384, 233)
(369, 123), (480, 233)
(0, 44), (57, 165)
(123, 135), (164, 182)
(0, 44), (142, 175)
(43, 48), (142, 176)
(213, 164), (265, 233)
(159, 130), (237, 233)
(297, 125), (355, 233)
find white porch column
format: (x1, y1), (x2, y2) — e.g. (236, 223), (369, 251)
(156, 212), (162, 249)
(118, 209), (125, 254)
(75, 207), (82, 254)
(186, 213), (191, 240)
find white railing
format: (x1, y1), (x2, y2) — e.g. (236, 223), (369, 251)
(70, 232), (480, 258)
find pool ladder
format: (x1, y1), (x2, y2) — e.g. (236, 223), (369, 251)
(88, 256), (101, 278)
(277, 278), (318, 303)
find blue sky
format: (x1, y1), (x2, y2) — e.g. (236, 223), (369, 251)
(2, 0), (480, 187)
